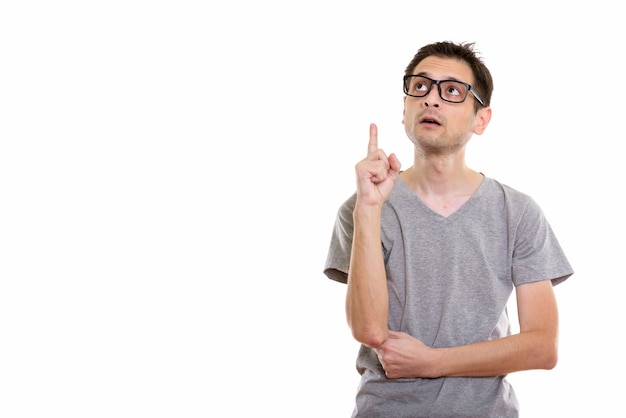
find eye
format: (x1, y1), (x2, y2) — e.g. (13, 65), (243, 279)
(414, 81), (428, 92)
(445, 84), (461, 97)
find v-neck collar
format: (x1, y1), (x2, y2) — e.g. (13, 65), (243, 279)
(394, 174), (488, 220)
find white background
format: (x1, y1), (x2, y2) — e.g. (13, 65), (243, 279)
(1, 1), (623, 417)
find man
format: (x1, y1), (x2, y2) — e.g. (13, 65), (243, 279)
(323, 41), (573, 417)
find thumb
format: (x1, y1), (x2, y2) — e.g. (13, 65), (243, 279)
(388, 153), (401, 175)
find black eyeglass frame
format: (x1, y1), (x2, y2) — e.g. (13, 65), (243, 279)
(403, 75), (486, 107)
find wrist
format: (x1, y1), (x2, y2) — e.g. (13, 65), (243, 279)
(428, 347), (446, 378)
(353, 201), (382, 219)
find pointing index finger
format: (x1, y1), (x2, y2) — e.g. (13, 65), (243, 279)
(368, 123), (378, 155)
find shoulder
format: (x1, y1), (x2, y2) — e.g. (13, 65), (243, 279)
(478, 177), (549, 227)
(337, 192), (357, 221)
(484, 176), (528, 198)
(483, 176), (539, 207)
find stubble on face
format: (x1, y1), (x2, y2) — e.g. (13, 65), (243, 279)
(404, 112), (475, 157)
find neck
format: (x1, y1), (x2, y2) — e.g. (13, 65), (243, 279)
(401, 148), (480, 197)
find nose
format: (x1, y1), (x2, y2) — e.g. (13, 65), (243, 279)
(423, 84), (441, 108)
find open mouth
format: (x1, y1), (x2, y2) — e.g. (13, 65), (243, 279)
(420, 117), (441, 126)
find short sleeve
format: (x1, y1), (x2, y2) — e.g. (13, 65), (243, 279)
(323, 193), (357, 284)
(511, 197), (574, 287)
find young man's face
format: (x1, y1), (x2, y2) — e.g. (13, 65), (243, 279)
(402, 56), (490, 155)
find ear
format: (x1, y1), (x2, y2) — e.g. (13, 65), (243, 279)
(473, 106), (492, 135)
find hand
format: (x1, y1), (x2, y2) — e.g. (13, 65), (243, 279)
(374, 330), (435, 379)
(354, 123), (401, 207)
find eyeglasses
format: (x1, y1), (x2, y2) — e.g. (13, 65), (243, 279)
(403, 75), (485, 107)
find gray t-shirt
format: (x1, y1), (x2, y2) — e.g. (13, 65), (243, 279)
(324, 175), (573, 418)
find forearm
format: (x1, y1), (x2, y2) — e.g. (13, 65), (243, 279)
(345, 205), (388, 348)
(430, 331), (558, 377)
(378, 280), (561, 379)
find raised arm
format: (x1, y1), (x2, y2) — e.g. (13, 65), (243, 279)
(346, 123), (401, 348)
